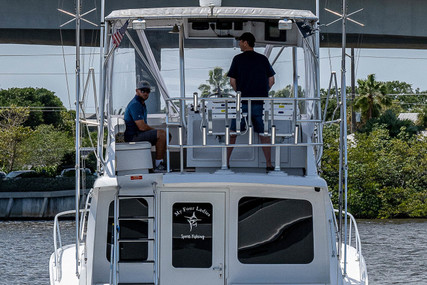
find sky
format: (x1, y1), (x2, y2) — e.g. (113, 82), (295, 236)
(1, 43), (427, 112)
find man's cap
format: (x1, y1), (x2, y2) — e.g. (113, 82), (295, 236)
(236, 32), (256, 45)
(137, 81), (151, 90)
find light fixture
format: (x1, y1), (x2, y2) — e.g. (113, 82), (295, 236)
(278, 19), (292, 30)
(169, 24), (180, 34)
(132, 19), (146, 30)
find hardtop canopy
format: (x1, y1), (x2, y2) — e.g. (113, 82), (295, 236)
(105, 6), (317, 23)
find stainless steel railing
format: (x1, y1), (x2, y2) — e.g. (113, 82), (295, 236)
(334, 209), (367, 282)
(165, 95), (323, 172)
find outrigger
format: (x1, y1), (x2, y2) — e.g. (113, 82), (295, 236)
(50, 2), (368, 285)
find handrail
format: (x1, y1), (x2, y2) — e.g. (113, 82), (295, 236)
(164, 96), (322, 173)
(53, 208), (88, 282)
(334, 209), (365, 281)
(79, 190), (93, 241)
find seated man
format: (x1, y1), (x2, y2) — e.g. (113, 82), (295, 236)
(124, 81), (167, 172)
(227, 32), (275, 172)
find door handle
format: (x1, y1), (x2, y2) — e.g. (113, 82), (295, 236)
(212, 263), (222, 271)
(212, 263), (223, 278)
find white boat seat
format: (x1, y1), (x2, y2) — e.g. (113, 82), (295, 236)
(115, 141), (153, 175)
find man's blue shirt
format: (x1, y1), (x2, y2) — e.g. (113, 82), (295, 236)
(227, 50), (275, 98)
(124, 95), (147, 141)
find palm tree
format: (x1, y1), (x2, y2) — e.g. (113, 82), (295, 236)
(355, 74), (391, 121)
(198, 67), (233, 97)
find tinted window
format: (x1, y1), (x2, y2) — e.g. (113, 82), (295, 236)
(107, 198), (149, 262)
(172, 203), (213, 268)
(238, 197), (313, 264)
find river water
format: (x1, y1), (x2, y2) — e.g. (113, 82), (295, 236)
(0, 219), (426, 284)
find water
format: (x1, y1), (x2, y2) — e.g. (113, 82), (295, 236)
(0, 220), (425, 284)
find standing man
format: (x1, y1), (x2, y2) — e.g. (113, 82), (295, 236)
(227, 32), (276, 172)
(124, 81), (167, 172)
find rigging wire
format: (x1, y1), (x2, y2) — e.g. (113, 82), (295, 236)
(58, 0), (72, 111)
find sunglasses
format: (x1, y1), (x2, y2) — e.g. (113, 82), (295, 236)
(140, 88), (151, 93)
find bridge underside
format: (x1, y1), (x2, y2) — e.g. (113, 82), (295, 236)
(1, 0), (427, 49)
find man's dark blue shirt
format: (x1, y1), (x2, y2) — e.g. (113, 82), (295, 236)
(227, 50), (275, 98)
(124, 95), (147, 141)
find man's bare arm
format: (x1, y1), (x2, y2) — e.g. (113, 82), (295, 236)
(230, 77), (237, 91)
(135, 120), (154, 131)
(268, 76), (275, 89)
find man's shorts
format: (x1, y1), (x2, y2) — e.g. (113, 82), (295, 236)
(230, 103), (264, 134)
(130, 129), (158, 145)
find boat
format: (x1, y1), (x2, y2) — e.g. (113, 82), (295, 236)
(49, 1), (368, 285)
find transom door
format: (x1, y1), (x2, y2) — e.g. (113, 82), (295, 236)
(160, 191), (225, 285)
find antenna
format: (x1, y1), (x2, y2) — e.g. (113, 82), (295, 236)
(58, 7), (98, 27)
(325, 0), (364, 278)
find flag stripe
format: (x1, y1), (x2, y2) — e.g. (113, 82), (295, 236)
(112, 20), (129, 46)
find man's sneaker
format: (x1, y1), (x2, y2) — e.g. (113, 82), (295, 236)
(154, 162), (167, 173)
(266, 166), (275, 173)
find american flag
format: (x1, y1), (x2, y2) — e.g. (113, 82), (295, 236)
(112, 20), (129, 46)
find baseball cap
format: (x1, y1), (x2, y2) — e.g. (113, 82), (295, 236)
(235, 32), (256, 46)
(137, 81), (151, 90)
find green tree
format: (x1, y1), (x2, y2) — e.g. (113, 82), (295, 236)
(22, 124), (74, 167)
(322, 124), (427, 218)
(0, 87), (65, 128)
(355, 74), (391, 122)
(0, 106), (33, 172)
(198, 67), (233, 97)
(359, 110), (419, 138)
(270, 84), (304, 98)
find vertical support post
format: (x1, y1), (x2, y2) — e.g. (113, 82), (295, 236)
(292, 47), (299, 100)
(248, 99), (253, 144)
(351, 48), (356, 133)
(339, 0), (349, 276)
(274, 146), (281, 171)
(166, 109), (171, 172)
(98, 0), (105, 174)
(75, 0), (81, 277)
(98, 19), (109, 175)
(179, 24), (186, 127)
(97, 1), (104, 175)
(178, 125), (183, 173)
(236, 92), (241, 133)
(292, 47), (298, 135)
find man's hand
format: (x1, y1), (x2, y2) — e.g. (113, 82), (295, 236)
(135, 120), (153, 131)
(230, 77), (237, 91)
(268, 76), (275, 90)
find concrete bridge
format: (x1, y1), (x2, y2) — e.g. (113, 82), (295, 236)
(1, 0), (427, 49)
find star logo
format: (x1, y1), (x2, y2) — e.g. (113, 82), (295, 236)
(185, 212), (202, 232)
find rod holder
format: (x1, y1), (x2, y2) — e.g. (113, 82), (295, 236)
(248, 126), (253, 145)
(202, 126), (207, 146)
(236, 91), (241, 112)
(294, 125), (299, 144)
(208, 109), (213, 134)
(271, 125), (276, 145)
(193, 92), (199, 112)
(178, 125), (183, 146)
(225, 125), (230, 145)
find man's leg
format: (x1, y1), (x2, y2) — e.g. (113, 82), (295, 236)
(259, 135), (273, 168)
(155, 129), (166, 160)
